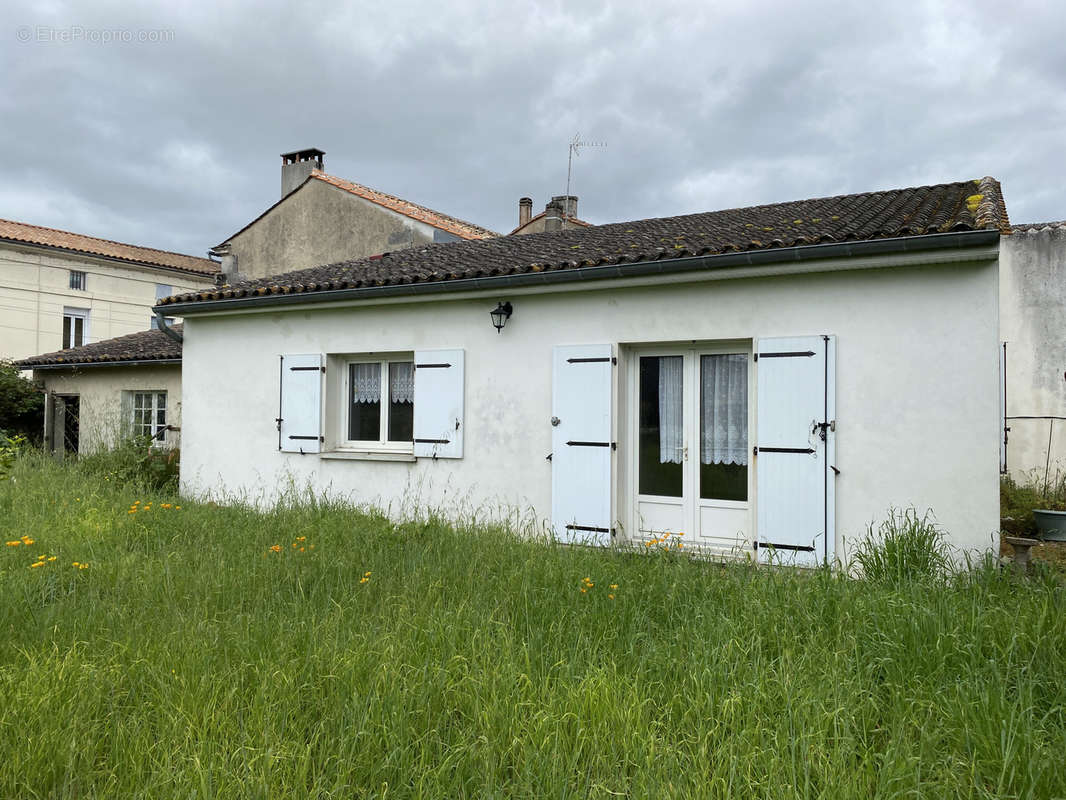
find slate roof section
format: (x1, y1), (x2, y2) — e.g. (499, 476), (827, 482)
(163, 177), (1009, 309)
(17, 326), (182, 369)
(218, 170), (499, 246)
(0, 219), (218, 276)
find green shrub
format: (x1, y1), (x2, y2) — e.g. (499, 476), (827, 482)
(0, 360), (44, 444)
(79, 435), (179, 491)
(852, 507), (953, 582)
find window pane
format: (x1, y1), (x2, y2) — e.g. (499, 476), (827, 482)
(63, 316), (71, 349)
(388, 362), (414, 442)
(73, 317), (84, 347)
(349, 363), (381, 441)
(700, 354), (748, 501)
(638, 356), (683, 497)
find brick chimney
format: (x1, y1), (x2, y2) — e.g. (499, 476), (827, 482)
(280, 148), (325, 198)
(518, 197), (532, 228)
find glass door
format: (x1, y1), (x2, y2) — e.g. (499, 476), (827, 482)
(633, 347), (751, 554)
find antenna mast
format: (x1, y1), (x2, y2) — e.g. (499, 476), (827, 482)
(565, 133), (605, 217)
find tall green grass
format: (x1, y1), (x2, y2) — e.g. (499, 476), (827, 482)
(1, 454), (1065, 798)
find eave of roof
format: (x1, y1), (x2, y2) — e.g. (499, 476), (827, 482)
(0, 218), (218, 276)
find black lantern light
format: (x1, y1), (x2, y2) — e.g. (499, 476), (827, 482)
(490, 301), (513, 333)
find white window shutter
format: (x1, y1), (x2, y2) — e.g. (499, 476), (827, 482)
(755, 335), (835, 566)
(551, 344), (614, 546)
(278, 354), (324, 453)
(413, 349), (464, 459)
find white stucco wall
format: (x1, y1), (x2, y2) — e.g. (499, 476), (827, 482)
(180, 254), (1001, 561)
(35, 364), (182, 453)
(999, 226), (1066, 480)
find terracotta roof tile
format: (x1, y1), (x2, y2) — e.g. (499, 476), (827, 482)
(164, 177), (1010, 310)
(0, 219), (218, 276)
(17, 326), (182, 368)
(310, 171), (497, 240)
(1010, 220), (1066, 233)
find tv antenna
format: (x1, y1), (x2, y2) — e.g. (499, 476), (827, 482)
(565, 133), (606, 210)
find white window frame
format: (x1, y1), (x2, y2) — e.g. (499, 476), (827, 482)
(128, 390), (168, 444)
(62, 307), (90, 349)
(332, 353), (415, 455)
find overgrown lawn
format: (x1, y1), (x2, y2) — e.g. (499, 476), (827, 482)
(1, 456), (1065, 798)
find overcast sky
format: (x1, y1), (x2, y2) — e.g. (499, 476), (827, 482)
(1, 0), (1063, 256)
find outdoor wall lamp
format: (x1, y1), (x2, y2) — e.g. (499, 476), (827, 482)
(490, 301), (513, 333)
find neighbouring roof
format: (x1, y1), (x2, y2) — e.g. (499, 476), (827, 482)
(164, 177), (1009, 310)
(17, 326), (182, 369)
(0, 219), (218, 276)
(509, 211), (593, 235)
(219, 170), (499, 246)
(1011, 220), (1066, 233)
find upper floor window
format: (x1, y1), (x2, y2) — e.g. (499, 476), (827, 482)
(62, 308), (89, 349)
(155, 283), (172, 301)
(150, 316), (176, 330)
(69, 271), (86, 291)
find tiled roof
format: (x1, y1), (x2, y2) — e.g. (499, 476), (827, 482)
(310, 172), (498, 240)
(0, 219), (218, 276)
(17, 326), (182, 368)
(163, 177), (1009, 309)
(1011, 220), (1066, 233)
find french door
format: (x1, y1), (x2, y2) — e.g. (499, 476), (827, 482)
(631, 346), (752, 554)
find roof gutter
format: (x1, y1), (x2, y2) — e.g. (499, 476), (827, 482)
(158, 228), (1001, 316)
(20, 358), (182, 372)
(155, 310), (183, 343)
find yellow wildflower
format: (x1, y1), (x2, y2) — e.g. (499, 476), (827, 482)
(299, 547), (305, 552)
(78, 563), (88, 569)
(645, 541), (653, 547)
(72, 562), (80, 567)
(609, 584), (618, 589)
(47, 556), (56, 562)
(5, 541), (19, 547)
(364, 571), (371, 577)
(30, 562), (44, 569)
(269, 544), (281, 553)
(677, 543), (683, 549)
(175, 506), (181, 510)
(608, 594), (615, 600)
(359, 577), (369, 584)
(296, 536), (306, 542)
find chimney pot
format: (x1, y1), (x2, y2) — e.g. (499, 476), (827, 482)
(518, 197), (533, 227)
(549, 195), (578, 221)
(280, 147), (325, 198)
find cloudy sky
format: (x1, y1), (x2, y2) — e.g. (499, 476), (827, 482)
(1, 0), (1063, 256)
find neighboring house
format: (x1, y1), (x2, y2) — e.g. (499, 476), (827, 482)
(510, 195), (592, 235)
(209, 148), (498, 284)
(159, 177), (1008, 565)
(17, 327), (182, 458)
(0, 218), (217, 362)
(999, 220), (1066, 479)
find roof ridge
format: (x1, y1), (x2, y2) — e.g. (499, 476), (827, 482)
(310, 171), (498, 239)
(0, 217), (214, 264)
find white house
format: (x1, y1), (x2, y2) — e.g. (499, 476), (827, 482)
(158, 178), (1009, 564)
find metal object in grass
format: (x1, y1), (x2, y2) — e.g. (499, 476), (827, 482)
(1032, 509), (1066, 542)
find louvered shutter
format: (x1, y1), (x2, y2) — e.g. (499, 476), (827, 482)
(413, 349), (464, 459)
(755, 335), (836, 566)
(278, 354), (323, 453)
(551, 344), (614, 545)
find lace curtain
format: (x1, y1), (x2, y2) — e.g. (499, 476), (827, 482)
(701, 354), (748, 465)
(351, 362), (415, 404)
(390, 362), (414, 404)
(350, 363), (381, 403)
(657, 356), (684, 464)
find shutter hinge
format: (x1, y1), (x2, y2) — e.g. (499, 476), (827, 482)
(612, 357), (617, 365)
(753, 353), (758, 362)
(753, 445), (758, 456)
